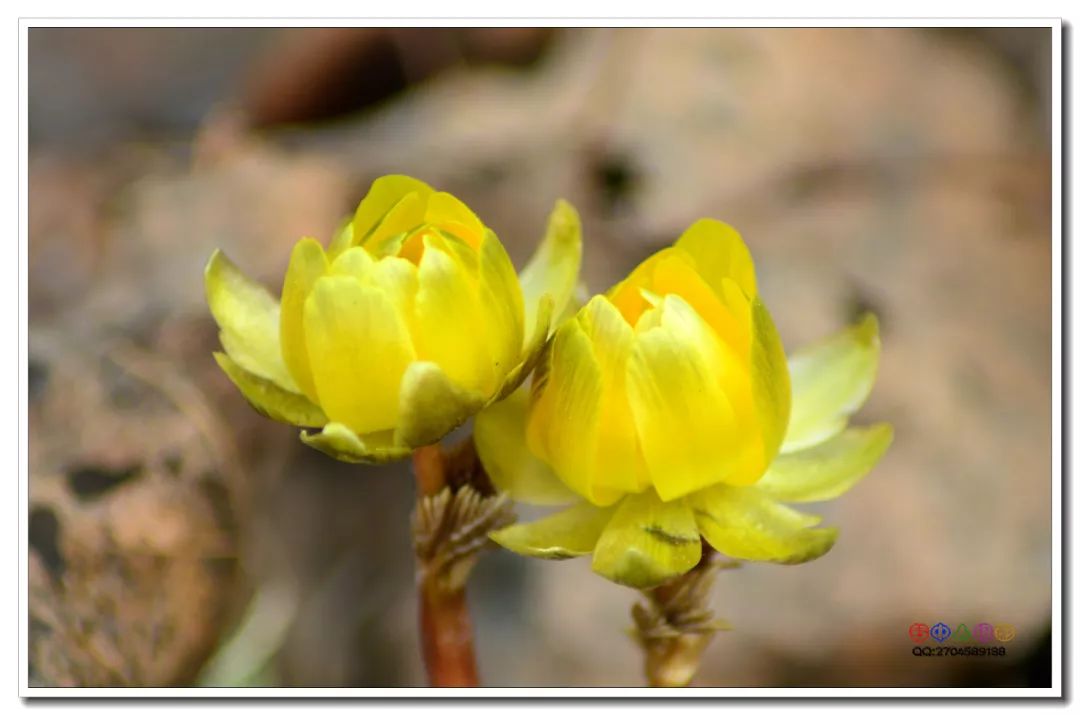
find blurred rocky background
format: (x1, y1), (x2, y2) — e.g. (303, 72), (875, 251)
(27, 27), (1052, 687)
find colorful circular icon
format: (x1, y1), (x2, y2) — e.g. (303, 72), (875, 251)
(974, 623), (995, 643)
(909, 622), (930, 643)
(930, 622), (952, 642)
(995, 623), (1016, 643)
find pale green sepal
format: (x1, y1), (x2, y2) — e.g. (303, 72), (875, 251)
(474, 387), (578, 506)
(204, 249), (298, 392)
(782, 313), (881, 453)
(491, 502), (616, 560)
(757, 423), (893, 503)
(394, 361), (485, 448)
(519, 200), (582, 344)
(692, 485), (837, 564)
(592, 490), (702, 589)
(300, 422), (411, 464)
(213, 352), (326, 428)
(491, 294), (554, 403)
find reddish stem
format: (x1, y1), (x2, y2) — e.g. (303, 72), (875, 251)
(413, 444), (480, 687)
(418, 579), (479, 686)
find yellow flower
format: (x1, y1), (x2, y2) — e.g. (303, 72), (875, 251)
(475, 219), (892, 588)
(205, 175), (582, 463)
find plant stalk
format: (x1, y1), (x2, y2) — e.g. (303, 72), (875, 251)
(412, 444), (479, 687)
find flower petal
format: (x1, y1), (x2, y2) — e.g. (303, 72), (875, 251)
(304, 275), (416, 435)
(204, 249), (297, 392)
(578, 296), (650, 495)
(526, 320), (621, 506)
(280, 238), (329, 401)
(783, 314), (882, 453)
(413, 237), (497, 395)
(691, 484), (837, 564)
(757, 423), (893, 503)
(213, 352), (326, 427)
(474, 387), (578, 506)
(491, 502), (616, 559)
(518, 200), (583, 344)
(300, 422), (411, 464)
(750, 296), (791, 466)
(673, 218), (757, 298)
(477, 230), (525, 384)
(364, 191), (428, 257)
(491, 294), (553, 402)
(592, 490), (702, 589)
(326, 217), (354, 262)
(352, 174), (433, 240)
(626, 294), (761, 501)
(394, 361), (485, 448)
(425, 191), (485, 249)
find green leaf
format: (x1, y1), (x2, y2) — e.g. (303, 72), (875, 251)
(757, 423), (893, 503)
(394, 361), (485, 448)
(519, 200), (582, 345)
(204, 249), (298, 392)
(691, 485), (837, 564)
(782, 313), (881, 453)
(300, 422), (411, 464)
(214, 353), (326, 428)
(491, 502), (615, 559)
(474, 387), (578, 506)
(592, 490), (702, 589)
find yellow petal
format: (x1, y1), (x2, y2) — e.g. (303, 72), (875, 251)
(204, 249), (297, 392)
(326, 217), (355, 262)
(425, 191), (485, 249)
(518, 200), (583, 344)
(691, 484), (837, 564)
(363, 191), (428, 257)
(626, 294), (760, 501)
(394, 361), (485, 448)
(673, 218), (757, 298)
(474, 387), (578, 506)
(413, 237), (497, 395)
(577, 296), (650, 494)
(477, 230), (525, 384)
(606, 248), (672, 327)
(329, 244), (374, 278)
(650, 249), (751, 358)
(757, 423), (893, 503)
(303, 275), (416, 435)
(783, 314), (881, 453)
(592, 490), (702, 589)
(750, 296), (791, 466)
(491, 502), (616, 559)
(526, 320), (621, 506)
(491, 293), (552, 403)
(300, 422), (411, 464)
(352, 174), (433, 240)
(214, 352), (326, 427)
(280, 238), (329, 401)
